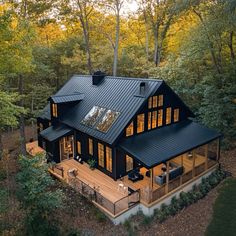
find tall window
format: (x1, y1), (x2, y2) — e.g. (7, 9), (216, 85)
(166, 107), (172, 125)
(158, 95), (163, 107)
(52, 103), (58, 117)
(148, 112), (152, 130)
(106, 147), (112, 172)
(88, 138), (93, 155)
(77, 141), (81, 154)
(126, 122), (134, 137)
(158, 109), (163, 127)
(152, 111), (157, 129)
(153, 96), (158, 108)
(174, 108), (179, 122)
(98, 143), (104, 167)
(126, 155), (133, 172)
(148, 97), (152, 109)
(137, 114), (145, 133)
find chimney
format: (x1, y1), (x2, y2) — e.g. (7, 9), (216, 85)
(92, 71), (106, 85)
(139, 82), (146, 95)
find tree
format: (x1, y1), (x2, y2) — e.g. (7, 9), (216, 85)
(17, 155), (65, 235)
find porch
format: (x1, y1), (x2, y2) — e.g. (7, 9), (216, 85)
(49, 159), (140, 217)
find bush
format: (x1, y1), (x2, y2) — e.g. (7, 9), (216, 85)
(141, 215), (152, 225)
(0, 169), (7, 181)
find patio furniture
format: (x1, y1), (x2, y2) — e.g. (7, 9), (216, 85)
(155, 162), (184, 185)
(128, 169), (144, 182)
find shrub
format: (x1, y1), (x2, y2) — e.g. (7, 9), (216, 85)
(141, 215), (152, 225)
(0, 169), (7, 181)
(87, 158), (96, 169)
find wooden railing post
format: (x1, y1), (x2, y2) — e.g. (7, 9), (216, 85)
(205, 144), (208, 170)
(165, 161), (169, 194)
(180, 155), (183, 185)
(192, 150), (196, 178)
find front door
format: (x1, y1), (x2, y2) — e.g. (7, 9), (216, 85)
(59, 135), (74, 161)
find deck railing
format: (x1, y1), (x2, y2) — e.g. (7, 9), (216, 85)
(67, 176), (140, 216)
(51, 165), (64, 178)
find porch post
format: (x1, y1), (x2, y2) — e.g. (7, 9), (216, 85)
(165, 161), (169, 194)
(216, 138), (220, 161)
(205, 144), (208, 170)
(192, 150), (196, 178)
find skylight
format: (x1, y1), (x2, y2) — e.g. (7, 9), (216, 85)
(96, 110), (120, 133)
(81, 106), (106, 127)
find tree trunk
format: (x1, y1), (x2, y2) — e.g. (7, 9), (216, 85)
(0, 130), (3, 159)
(154, 28), (160, 67)
(113, 12), (120, 76)
(229, 31), (235, 61)
(18, 75), (26, 156)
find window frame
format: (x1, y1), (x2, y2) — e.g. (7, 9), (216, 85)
(106, 146), (112, 172)
(98, 142), (105, 168)
(137, 113), (145, 133)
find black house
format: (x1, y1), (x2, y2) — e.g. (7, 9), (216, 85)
(37, 74), (221, 181)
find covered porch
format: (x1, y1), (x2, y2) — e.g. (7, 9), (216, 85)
(119, 120), (222, 205)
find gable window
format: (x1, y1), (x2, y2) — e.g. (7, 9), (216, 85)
(137, 114), (145, 133)
(88, 138), (93, 155)
(77, 141), (81, 155)
(148, 112), (152, 130)
(148, 97), (152, 109)
(126, 155), (133, 172)
(153, 96), (158, 108)
(98, 143), (104, 168)
(52, 103), (58, 117)
(174, 108), (179, 122)
(158, 95), (163, 107)
(106, 146), (112, 172)
(152, 111), (157, 129)
(158, 109), (163, 127)
(166, 107), (172, 125)
(126, 122), (134, 137)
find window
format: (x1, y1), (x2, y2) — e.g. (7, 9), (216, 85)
(81, 106), (106, 127)
(152, 111), (157, 129)
(174, 108), (179, 122)
(148, 112), (152, 130)
(106, 147), (112, 172)
(126, 155), (133, 172)
(137, 114), (145, 133)
(77, 141), (81, 154)
(98, 143), (104, 167)
(126, 122), (134, 137)
(52, 103), (58, 117)
(153, 96), (158, 108)
(148, 97), (152, 109)
(166, 107), (172, 125)
(88, 138), (93, 155)
(158, 109), (163, 127)
(158, 95), (163, 107)
(96, 109), (120, 133)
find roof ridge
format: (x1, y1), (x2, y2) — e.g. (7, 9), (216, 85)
(51, 92), (83, 98)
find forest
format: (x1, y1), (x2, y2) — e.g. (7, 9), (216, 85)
(0, 0), (236, 235)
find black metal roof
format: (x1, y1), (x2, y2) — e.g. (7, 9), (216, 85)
(50, 93), (85, 104)
(40, 124), (72, 142)
(38, 75), (195, 144)
(118, 120), (222, 168)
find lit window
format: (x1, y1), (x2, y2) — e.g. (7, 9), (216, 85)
(174, 108), (179, 122)
(106, 146), (112, 172)
(81, 106), (106, 127)
(98, 143), (104, 168)
(158, 110), (163, 127)
(148, 97), (152, 109)
(96, 109), (120, 133)
(148, 112), (152, 130)
(88, 138), (93, 155)
(52, 103), (58, 117)
(158, 95), (163, 107)
(77, 141), (81, 154)
(153, 96), (158, 108)
(137, 114), (145, 133)
(152, 111), (157, 129)
(126, 122), (134, 137)
(166, 107), (172, 125)
(126, 155), (133, 172)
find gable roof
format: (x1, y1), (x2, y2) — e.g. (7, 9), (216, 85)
(38, 75), (194, 145)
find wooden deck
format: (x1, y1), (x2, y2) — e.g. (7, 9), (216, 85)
(26, 141), (45, 156)
(55, 159), (127, 203)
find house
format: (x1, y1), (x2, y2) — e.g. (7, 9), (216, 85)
(37, 72), (222, 224)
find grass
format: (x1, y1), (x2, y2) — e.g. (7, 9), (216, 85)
(206, 178), (236, 236)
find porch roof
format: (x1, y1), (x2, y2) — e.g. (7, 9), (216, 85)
(40, 124), (72, 142)
(118, 120), (222, 168)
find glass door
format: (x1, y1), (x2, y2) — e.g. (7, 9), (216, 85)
(59, 135), (74, 162)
